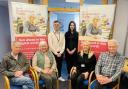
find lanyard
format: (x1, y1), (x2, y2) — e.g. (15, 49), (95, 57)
(54, 32), (60, 42)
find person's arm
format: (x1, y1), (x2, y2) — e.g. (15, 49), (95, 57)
(65, 32), (68, 50)
(111, 56), (125, 81)
(1, 56), (15, 77)
(73, 32), (78, 52)
(20, 53), (30, 73)
(95, 53), (103, 76)
(48, 33), (58, 55)
(32, 52), (42, 72)
(65, 33), (71, 53)
(88, 54), (96, 73)
(50, 52), (57, 71)
(60, 33), (65, 54)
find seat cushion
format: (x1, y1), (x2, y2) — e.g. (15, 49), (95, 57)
(83, 80), (88, 85)
(39, 79), (45, 85)
(39, 79), (45, 88)
(90, 80), (97, 89)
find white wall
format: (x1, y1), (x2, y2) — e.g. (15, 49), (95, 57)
(125, 34), (128, 57)
(0, 6), (11, 61)
(113, 0), (128, 55)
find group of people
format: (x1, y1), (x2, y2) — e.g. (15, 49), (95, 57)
(0, 20), (125, 89)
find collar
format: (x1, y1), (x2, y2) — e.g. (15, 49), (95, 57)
(11, 52), (18, 60)
(54, 31), (60, 34)
(108, 52), (117, 57)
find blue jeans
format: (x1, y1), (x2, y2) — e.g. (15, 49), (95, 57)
(10, 74), (34, 89)
(93, 80), (117, 89)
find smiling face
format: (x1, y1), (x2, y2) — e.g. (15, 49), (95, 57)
(83, 42), (90, 53)
(11, 41), (22, 55)
(70, 22), (75, 32)
(108, 40), (118, 55)
(39, 41), (48, 53)
(53, 21), (60, 32)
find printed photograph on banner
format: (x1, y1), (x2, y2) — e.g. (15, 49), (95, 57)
(79, 5), (115, 39)
(10, 2), (48, 36)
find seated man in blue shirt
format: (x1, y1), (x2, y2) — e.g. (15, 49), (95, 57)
(94, 39), (124, 89)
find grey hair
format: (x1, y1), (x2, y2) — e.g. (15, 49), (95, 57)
(39, 41), (47, 46)
(108, 39), (119, 46)
(11, 41), (22, 47)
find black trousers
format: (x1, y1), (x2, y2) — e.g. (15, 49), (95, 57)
(94, 79), (118, 89)
(65, 53), (77, 74)
(53, 53), (63, 77)
(71, 72), (88, 89)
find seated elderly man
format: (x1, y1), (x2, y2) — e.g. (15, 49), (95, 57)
(0, 41), (34, 89)
(94, 39), (125, 89)
(32, 41), (57, 89)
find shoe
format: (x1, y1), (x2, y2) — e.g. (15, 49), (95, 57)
(58, 76), (65, 81)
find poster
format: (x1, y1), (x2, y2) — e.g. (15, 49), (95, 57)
(79, 5), (115, 39)
(9, 2), (48, 36)
(9, 2), (48, 59)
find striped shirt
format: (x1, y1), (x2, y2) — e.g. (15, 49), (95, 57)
(95, 52), (124, 81)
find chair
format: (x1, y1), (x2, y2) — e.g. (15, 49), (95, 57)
(84, 71), (96, 89)
(32, 68), (45, 89)
(89, 77), (120, 89)
(33, 69), (59, 89)
(3, 67), (37, 89)
(70, 66), (95, 89)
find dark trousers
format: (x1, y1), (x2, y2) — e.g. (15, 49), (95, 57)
(71, 72), (87, 89)
(53, 54), (63, 77)
(65, 52), (77, 74)
(94, 80), (118, 89)
(39, 72), (57, 89)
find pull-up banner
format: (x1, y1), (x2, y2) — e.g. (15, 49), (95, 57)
(79, 5), (115, 59)
(79, 5), (115, 39)
(9, 2), (48, 59)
